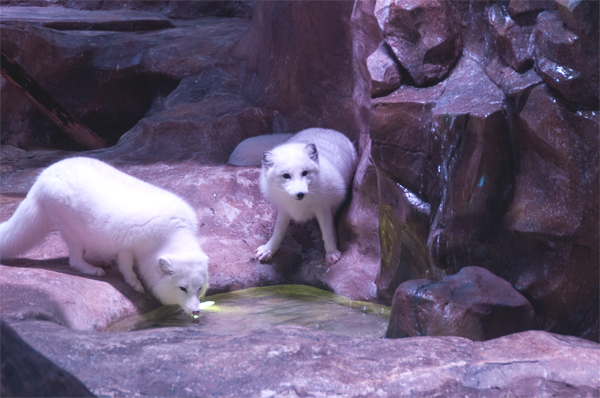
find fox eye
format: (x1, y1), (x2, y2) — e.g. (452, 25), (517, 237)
(302, 171), (308, 176)
(282, 173), (291, 179)
(180, 287), (187, 293)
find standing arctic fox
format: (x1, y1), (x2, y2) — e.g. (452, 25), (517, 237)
(0, 157), (209, 315)
(229, 128), (357, 263)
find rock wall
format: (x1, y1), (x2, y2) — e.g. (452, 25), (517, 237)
(0, 0), (597, 341)
(361, 0), (598, 341)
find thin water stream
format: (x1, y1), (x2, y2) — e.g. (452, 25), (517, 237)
(109, 285), (391, 338)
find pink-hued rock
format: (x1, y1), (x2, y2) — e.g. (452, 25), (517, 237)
(233, 0), (361, 141)
(427, 57), (512, 270)
(534, 11), (599, 108)
(386, 266), (535, 341)
(7, 319), (600, 397)
(556, 0), (599, 37)
(375, 170), (444, 304)
(367, 41), (402, 98)
(374, 0), (462, 86)
(487, 3), (535, 72)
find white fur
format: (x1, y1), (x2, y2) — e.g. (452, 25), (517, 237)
(0, 157), (209, 314)
(232, 128), (357, 263)
(228, 133), (294, 166)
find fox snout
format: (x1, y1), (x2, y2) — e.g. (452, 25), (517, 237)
(296, 192), (305, 200)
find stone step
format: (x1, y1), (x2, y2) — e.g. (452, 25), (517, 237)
(0, 6), (174, 31)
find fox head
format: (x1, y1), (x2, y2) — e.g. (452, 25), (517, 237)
(153, 251), (209, 315)
(262, 143), (320, 201)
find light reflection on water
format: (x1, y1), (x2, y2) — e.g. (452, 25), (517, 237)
(108, 285), (391, 339)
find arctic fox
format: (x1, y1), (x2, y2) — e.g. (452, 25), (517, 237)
(229, 128), (357, 263)
(0, 157), (209, 315)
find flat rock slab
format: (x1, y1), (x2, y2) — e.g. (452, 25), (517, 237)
(0, 6), (174, 31)
(7, 319), (600, 397)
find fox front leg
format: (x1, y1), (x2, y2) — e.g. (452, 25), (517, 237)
(256, 211), (290, 262)
(315, 209), (341, 263)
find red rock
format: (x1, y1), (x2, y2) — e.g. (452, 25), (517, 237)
(487, 3), (535, 72)
(556, 0), (598, 37)
(534, 11), (599, 108)
(374, 0), (462, 86)
(375, 171), (444, 304)
(370, 82), (445, 198)
(507, 0), (556, 17)
(428, 57), (512, 270)
(234, 0), (361, 141)
(386, 266), (535, 341)
(7, 320), (600, 397)
(367, 41), (402, 98)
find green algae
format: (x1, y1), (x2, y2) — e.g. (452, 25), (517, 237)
(108, 285), (390, 338)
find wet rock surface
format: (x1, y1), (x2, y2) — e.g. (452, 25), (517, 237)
(386, 266), (535, 340)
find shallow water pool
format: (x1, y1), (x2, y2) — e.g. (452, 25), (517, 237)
(108, 285), (391, 338)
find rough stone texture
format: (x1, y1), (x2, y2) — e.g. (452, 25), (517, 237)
(427, 56), (513, 272)
(0, 0), (597, 357)
(365, 0), (598, 340)
(233, 0), (361, 142)
(5, 319), (600, 397)
(1, 7), (251, 151)
(374, 0), (462, 86)
(534, 10), (599, 108)
(375, 169), (444, 303)
(1, 321), (94, 398)
(386, 266), (535, 341)
(367, 41), (402, 98)
(487, 2), (535, 72)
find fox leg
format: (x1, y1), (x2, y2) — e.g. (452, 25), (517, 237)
(315, 209), (341, 263)
(256, 211), (290, 262)
(68, 244), (106, 276)
(117, 250), (145, 293)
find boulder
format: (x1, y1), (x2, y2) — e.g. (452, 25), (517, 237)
(374, 0), (462, 86)
(487, 2), (535, 72)
(375, 170), (444, 304)
(367, 41), (402, 98)
(0, 7), (251, 150)
(534, 11), (599, 108)
(1, 321), (94, 398)
(556, 0), (599, 37)
(6, 318), (600, 397)
(234, 0), (361, 141)
(370, 81), (445, 198)
(427, 57), (512, 271)
(385, 266), (535, 341)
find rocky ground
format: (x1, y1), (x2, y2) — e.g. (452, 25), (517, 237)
(0, 0), (598, 396)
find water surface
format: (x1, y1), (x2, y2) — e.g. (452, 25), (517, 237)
(109, 285), (390, 338)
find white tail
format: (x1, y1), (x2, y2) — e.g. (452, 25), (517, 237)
(228, 133), (294, 166)
(0, 195), (50, 259)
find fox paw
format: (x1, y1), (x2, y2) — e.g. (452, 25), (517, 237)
(78, 266), (106, 277)
(255, 245), (273, 262)
(126, 278), (145, 294)
(326, 250), (341, 264)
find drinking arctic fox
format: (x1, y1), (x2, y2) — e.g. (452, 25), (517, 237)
(229, 128), (358, 263)
(0, 157), (209, 315)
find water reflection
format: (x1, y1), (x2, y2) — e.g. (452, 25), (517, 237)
(109, 285), (390, 339)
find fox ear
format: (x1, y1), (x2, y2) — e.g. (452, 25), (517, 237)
(262, 151), (274, 169)
(305, 143), (318, 162)
(159, 257), (174, 275)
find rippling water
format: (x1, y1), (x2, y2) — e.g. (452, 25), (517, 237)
(108, 285), (391, 339)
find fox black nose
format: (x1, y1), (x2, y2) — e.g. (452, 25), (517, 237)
(296, 192), (305, 200)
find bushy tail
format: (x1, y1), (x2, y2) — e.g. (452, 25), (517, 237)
(228, 133), (294, 166)
(0, 195), (50, 259)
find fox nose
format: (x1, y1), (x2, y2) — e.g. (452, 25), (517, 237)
(296, 192), (305, 200)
